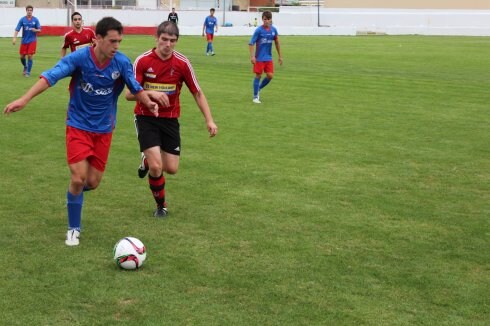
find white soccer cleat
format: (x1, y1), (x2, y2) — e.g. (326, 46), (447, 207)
(252, 97), (261, 104)
(65, 229), (80, 246)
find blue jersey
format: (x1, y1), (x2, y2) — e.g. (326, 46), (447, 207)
(15, 16), (41, 44)
(249, 25), (279, 62)
(41, 47), (143, 133)
(204, 16), (218, 34)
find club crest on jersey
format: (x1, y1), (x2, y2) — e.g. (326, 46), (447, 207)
(111, 71), (121, 80)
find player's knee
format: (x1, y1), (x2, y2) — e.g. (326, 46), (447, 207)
(70, 176), (86, 190)
(149, 165), (163, 176)
(164, 166), (178, 175)
(85, 181), (99, 190)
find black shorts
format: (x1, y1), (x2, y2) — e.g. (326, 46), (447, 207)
(134, 115), (181, 155)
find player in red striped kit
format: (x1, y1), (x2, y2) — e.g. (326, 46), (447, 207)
(61, 12), (95, 57)
(126, 21), (218, 218)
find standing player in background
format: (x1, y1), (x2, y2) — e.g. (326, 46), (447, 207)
(168, 8), (179, 25)
(4, 17), (167, 246)
(248, 10), (283, 104)
(127, 21), (218, 218)
(13, 5), (41, 77)
(61, 12), (95, 57)
(202, 8), (218, 56)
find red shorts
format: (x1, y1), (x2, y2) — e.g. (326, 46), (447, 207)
(66, 126), (113, 172)
(206, 32), (214, 41)
(253, 61), (274, 75)
(19, 42), (37, 55)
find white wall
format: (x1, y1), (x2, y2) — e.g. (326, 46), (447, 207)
(1, 7), (490, 37)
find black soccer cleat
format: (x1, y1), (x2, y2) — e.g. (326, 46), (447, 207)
(153, 207), (168, 218)
(138, 154), (149, 178)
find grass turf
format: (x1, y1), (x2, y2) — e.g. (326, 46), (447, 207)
(0, 35), (488, 324)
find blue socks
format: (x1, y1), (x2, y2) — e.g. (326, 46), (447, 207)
(253, 77), (260, 97)
(27, 59), (33, 73)
(67, 191), (83, 231)
(253, 77), (272, 98)
(259, 77), (271, 90)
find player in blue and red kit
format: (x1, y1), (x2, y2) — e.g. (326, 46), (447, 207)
(4, 17), (168, 246)
(202, 8), (218, 55)
(128, 21), (218, 218)
(248, 11), (283, 104)
(13, 5), (41, 77)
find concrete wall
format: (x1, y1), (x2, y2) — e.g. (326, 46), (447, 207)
(10, 0), (490, 10)
(327, 0), (490, 9)
(1, 7), (490, 37)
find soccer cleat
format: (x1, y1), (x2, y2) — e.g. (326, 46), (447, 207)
(211, 52), (215, 56)
(138, 153), (149, 178)
(65, 229), (80, 246)
(206, 52), (210, 56)
(22, 67), (27, 76)
(153, 207), (168, 218)
(252, 97), (261, 104)
(24, 73), (30, 78)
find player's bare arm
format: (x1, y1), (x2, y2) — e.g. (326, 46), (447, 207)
(12, 31), (19, 45)
(275, 39), (283, 65)
(132, 90), (171, 117)
(193, 91), (218, 137)
(249, 44), (256, 64)
(126, 90), (170, 107)
(4, 78), (50, 115)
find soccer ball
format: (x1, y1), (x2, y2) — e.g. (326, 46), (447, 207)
(113, 237), (147, 270)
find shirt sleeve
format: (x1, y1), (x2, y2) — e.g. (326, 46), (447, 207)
(122, 58), (143, 95)
(15, 19), (22, 32)
(249, 28), (259, 45)
(41, 51), (79, 86)
(62, 34), (70, 49)
(182, 61), (201, 95)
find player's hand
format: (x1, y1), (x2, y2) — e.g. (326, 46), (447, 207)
(148, 102), (159, 117)
(147, 90), (169, 108)
(4, 98), (27, 115)
(278, 57), (283, 65)
(12, 39), (16, 45)
(207, 121), (218, 137)
(250, 57), (256, 65)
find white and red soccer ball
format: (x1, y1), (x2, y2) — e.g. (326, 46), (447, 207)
(113, 237), (147, 270)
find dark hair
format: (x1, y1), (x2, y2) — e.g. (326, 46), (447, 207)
(210, 8), (215, 12)
(157, 21), (179, 39)
(95, 17), (123, 37)
(26, 5), (33, 10)
(262, 11), (272, 20)
(71, 12), (82, 20)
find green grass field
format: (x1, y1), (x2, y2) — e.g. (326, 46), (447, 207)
(0, 34), (488, 325)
